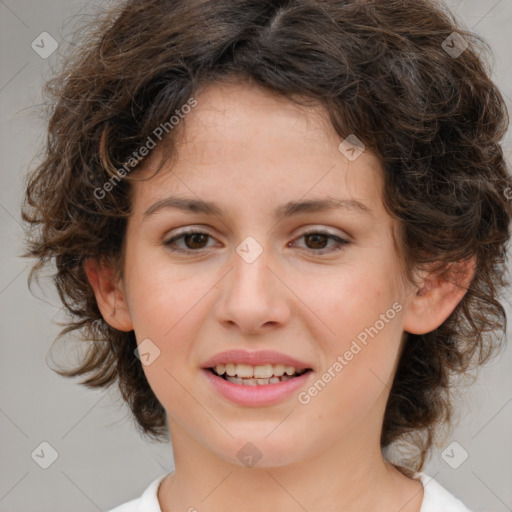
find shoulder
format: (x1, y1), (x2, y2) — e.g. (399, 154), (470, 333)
(418, 473), (472, 512)
(106, 473), (169, 512)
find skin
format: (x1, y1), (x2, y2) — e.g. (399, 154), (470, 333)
(86, 79), (475, 512)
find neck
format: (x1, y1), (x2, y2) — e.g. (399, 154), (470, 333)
(158, 421), (423, 512)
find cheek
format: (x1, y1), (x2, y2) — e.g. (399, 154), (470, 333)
(295, 255), (404, 349)
(295, 257), (405, 414)
(125, 263), (214, 420)
(123, 241), (211, 338)
(122, 249), (213, 395)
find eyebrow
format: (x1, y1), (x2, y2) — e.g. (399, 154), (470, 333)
(143, 195), (373, 220)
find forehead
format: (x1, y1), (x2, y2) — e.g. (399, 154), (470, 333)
(130, 80), (387, 221)
(172, 81), (347, 168)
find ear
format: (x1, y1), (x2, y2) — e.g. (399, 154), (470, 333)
(84, 258), (133, 332)
(403, 256), (476, 335)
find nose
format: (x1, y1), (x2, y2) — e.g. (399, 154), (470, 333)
(214, 240), (292, 336)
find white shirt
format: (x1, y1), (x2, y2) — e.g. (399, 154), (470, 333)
(107, 472), (471, 511)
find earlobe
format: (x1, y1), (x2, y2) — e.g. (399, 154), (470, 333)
(403, 256), (476, 335)
(84, 258), (134, 332)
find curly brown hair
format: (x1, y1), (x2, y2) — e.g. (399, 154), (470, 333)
(22, 0), (512, 473)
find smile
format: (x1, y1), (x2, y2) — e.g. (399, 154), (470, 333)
(209, 363), (311, 385)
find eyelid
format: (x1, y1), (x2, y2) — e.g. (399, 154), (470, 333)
(295, 225), (350, 238)
(164, 226), (217, 245)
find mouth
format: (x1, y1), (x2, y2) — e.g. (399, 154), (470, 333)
(208, 363), (312, 386)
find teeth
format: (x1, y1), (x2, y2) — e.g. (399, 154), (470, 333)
(213, 363), (309, 381)
(284, 366), (296, 375)
(253, 364), (273, 378)
(225, 363), (237, 377)
(273, 364), (285, 376)
(214, 363), (299, 378)
(224, 375), (294, 385)
(236, 364), (253, 378)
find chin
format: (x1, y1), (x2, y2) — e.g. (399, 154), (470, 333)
(210, 432), (309, 469)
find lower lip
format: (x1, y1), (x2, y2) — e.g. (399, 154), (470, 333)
(202, 369), (312, 406)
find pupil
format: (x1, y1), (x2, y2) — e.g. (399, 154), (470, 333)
(306, 233), (327, 249)
(185, 233), (208, 249)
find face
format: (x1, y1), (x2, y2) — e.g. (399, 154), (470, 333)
(116, 80), (417, 468)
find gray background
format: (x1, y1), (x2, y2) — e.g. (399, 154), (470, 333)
(1, 1), (511, 511)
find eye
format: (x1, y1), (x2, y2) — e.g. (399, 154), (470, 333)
(290, 230), (350, 254)
(164, 229), (217, 253)
(163, 228), (350, 255)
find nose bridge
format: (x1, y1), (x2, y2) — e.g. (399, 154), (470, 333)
(231, 236), (276, 306)
(216, 235), (290, 333)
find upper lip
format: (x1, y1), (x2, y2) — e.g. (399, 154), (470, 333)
(202, 349), (312, 371)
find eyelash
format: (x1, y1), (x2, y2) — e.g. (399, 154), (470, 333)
(163, 228), (350, 255)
